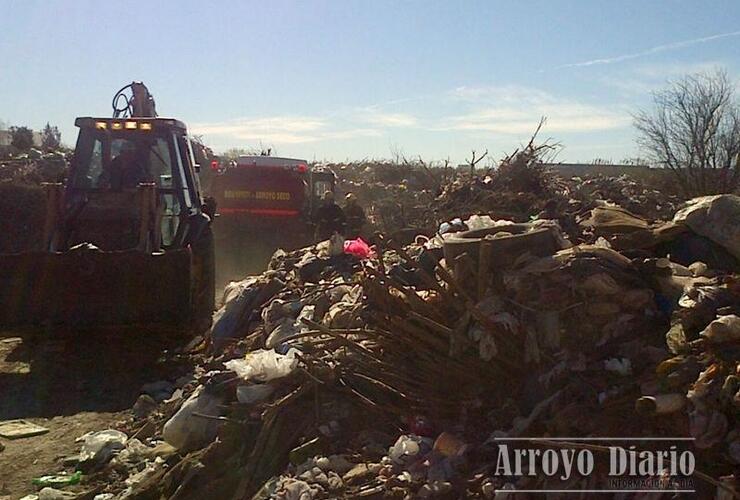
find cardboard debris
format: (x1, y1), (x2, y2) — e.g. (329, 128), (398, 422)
(0, 419), (49, 439)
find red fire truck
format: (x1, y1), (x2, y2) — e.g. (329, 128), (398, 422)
(206, 155), (336, 279)
(209, 155), (335, 226)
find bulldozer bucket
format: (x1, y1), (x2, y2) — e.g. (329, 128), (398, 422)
(0, 248), (193, 329)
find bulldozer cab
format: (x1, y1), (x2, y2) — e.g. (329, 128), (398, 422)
(62, 117), (204, 251)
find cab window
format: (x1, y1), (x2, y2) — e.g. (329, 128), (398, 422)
(71, 129), (175, 190)
(148, 138), (174, 188)
(161, 193), (181, 247)
(172, 133), (193, 208)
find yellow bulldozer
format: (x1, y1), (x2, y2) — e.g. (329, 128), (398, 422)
(0, 83), (215, 333)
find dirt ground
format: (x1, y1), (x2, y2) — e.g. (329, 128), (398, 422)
(0, 329), (191, 499)
(213, 219), (313, 291)
(0, 411), (123, 499)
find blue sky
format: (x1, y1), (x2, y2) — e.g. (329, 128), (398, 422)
(1, 0), (739, 164)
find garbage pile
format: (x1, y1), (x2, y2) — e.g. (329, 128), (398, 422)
(0, 149), (68, 185)
(331, 160), (441, 239)
(435, 142), (563, 225)
(18, 189), (740, 499)
(329, 144), (680, 246)
(567, 173), (681, 221)
(0, 149), (68, 253)
(327, 142), (566, 241)
(7, 130), (735, 498)
(637, 197), (740, 465)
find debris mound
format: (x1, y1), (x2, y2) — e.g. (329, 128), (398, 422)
(9, 140), (740, 499)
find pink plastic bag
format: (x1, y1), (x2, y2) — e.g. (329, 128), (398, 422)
(343, 237), (374, 259)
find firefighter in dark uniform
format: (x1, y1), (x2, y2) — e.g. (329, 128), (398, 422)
(314, 191), (346, 242)
(343, 192), (366, 239)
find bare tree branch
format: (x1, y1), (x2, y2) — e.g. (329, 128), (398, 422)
(466, 149), (488, 174)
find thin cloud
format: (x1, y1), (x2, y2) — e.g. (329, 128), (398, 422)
(355, 108), (418, 127)
(556, 30), (740, 69)
(437, 85), (631, 134)
(451, 85), (551, 104)
(437, 108), (628, 135)
(191, 116), (326, 138)
(191, 84), (632, 151)
(191, 116), (380, 145)
(363, 94), (433, 109)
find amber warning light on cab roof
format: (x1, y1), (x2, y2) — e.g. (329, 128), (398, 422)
(75, 117), (185, 130)
(94, 121), (153, 131)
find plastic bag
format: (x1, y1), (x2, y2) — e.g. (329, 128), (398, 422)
(224, 348), (299, 382)
(211, 277), (284, 346)
(264, 303), (314, 349)
(79, 429), (128, 467)
(32, 471), (82, 488)
(439, 218), (468, 235)
(162, 385), (223, 452)
(265, 318), (300, 349)
(388, 434), (433, 467)
(343, 237), (374, 259)
(464, 214), (513, 230)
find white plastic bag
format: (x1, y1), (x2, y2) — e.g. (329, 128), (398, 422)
(388, 434), (433, 467)
(224, 348), (299, 382)
(162, 385), (223, 451)
(79, 429), (128, 467)
(463, 214), (513, 230)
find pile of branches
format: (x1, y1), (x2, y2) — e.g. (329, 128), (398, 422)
(434, 129), (566, 223)
(490, 124), (561, 195)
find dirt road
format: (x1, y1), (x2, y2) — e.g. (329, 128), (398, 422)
(214, 223), (311, 291)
